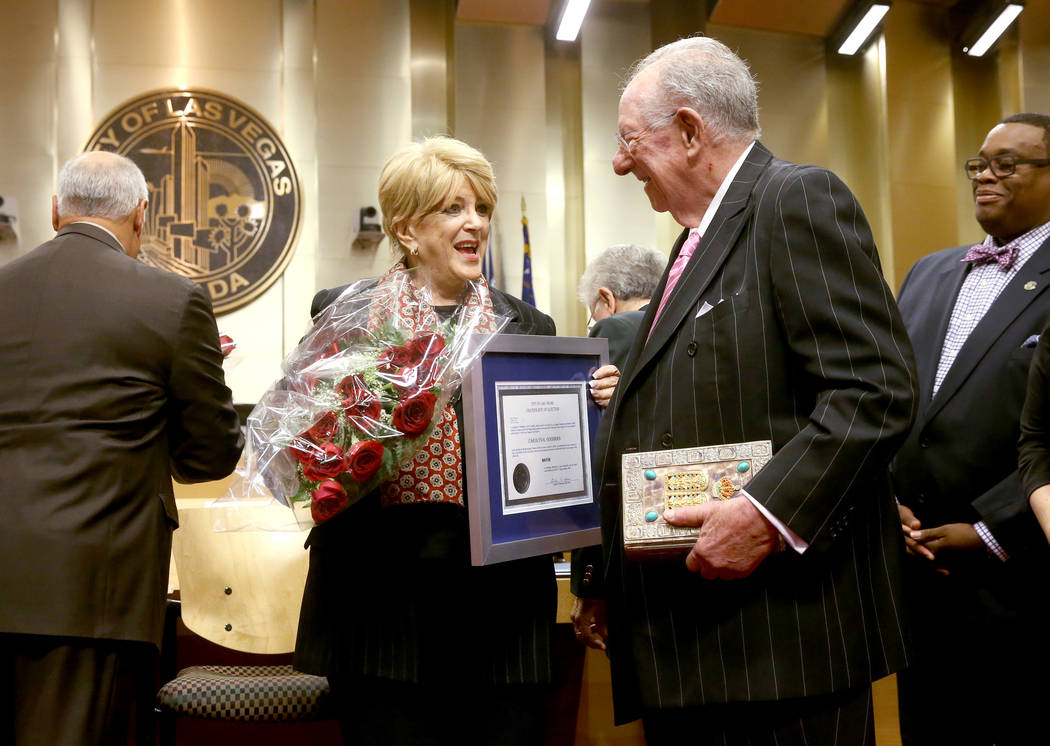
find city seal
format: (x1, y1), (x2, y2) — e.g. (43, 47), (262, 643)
(83, 88), (303, 314)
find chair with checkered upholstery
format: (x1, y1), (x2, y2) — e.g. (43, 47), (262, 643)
(155, 502), (331, 745)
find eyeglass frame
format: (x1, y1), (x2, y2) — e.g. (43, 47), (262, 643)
(615, 111), (679, 154)
(964, 154), (1050, 180)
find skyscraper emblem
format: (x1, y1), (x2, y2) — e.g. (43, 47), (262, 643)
(83, 89), (303, 314)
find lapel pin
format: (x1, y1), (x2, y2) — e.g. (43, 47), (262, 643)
(1025, 281), (1038, 291)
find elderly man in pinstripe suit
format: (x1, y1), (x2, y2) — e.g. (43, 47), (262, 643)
(570, 36), (918, 745)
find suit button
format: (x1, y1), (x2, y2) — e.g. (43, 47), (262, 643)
(582, 577), (591, 586)
(687, 342), (698, 357)
(661, 433), (673, 448)
(919, 436), (929, 448)
(585, 564), (594, 573)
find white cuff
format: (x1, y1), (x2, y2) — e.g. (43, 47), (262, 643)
(974, 520), (1009, 562)
(743, 490), (809, 554)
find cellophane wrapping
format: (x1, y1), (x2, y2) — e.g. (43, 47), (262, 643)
(231, 269), (509, 529)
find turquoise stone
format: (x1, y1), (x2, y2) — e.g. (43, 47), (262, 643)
(644, 469), (657, 480)
(737, 461), (750, 473)
(645, 510), (659, 522)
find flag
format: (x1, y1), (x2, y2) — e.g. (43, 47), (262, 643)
(483, 215), (503, 290)
(520, 196), (535, 306)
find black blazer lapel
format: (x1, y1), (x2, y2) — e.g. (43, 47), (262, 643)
(614, 229), (686, 385)
(914, 258), (969, 400)
(927, 239), (1050, 422)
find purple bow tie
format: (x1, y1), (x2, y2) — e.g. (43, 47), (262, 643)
(963, 242), (1019, 270)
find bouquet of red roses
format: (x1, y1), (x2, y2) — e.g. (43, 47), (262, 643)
(237, 269), (508, 528)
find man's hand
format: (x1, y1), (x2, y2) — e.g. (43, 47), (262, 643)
(570, 597), (608, 650)
(588, 365), (620, 408)
(663, 497), (780, 579)
(907, 523), (983, 557)
(898, 503), (936, 562)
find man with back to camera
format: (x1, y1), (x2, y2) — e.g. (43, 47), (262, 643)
(0, 151), (243, 745)
(577, 243), (666, 369)
(569, 36), (918, 744)
(891, 113), (1050, 745)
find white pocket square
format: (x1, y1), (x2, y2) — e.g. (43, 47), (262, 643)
(696, 299), (723, 318)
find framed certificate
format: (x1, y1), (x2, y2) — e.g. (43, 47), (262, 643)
(462, 334), (608, 565)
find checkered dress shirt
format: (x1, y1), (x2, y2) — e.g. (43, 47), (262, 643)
(932, 220), (1050, 560)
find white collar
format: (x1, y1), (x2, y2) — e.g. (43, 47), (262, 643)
(694, 141), (756, 238)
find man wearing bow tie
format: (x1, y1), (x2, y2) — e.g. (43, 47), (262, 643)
(892, 113), (1050, 745)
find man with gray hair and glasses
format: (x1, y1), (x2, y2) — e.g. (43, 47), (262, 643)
(0, 151), (242, 745)
(578, 243), (666, 367)
(570, 35), (917, 744)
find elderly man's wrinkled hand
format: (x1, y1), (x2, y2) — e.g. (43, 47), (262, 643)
(663, 497), (780, 580)
(589, 364), (620, 408)
(570, 597), (608, 650)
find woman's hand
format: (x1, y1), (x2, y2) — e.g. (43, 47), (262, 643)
(589, 364), (620, 408)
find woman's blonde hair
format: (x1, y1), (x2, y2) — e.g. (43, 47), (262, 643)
(378, 136), (498, 257)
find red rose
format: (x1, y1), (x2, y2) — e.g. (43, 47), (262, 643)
(388, 366), (419, 397)
(288, 438), (316, 465)
(378, 344), (416, 373)
(336, 375), (382, 430)
(392, 391), (437, 437)
(409, 334), (443, 363)
(345, 440), (384, 482)
(410, 333), (445, 363)
(321, 341), (341, 359)
(409, 333), (445, 387)
(302, 411), (339, 443)
(302, 441), (347, 481)
(310, 480), (348, 524)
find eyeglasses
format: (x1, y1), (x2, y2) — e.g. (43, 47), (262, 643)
(615, 112), (678, 154)
(964, 155), (1050, 180)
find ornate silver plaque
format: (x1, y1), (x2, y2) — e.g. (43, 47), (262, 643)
(622, 440), (773, 560)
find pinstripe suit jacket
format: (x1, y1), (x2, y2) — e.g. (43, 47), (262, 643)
(577, 143), (918, 721)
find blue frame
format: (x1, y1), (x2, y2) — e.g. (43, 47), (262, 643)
(462, 334), (607, 565)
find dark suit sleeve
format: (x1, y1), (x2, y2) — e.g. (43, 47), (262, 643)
(1019, 325), (1050, 500)
(310, 287), (341, 319)
(589, 314), (634, 371)
(574, 316), (630, 597)
(971, 399), (1048, 557)
(748, 167), (919, 549)
(167, 284), (243, 483)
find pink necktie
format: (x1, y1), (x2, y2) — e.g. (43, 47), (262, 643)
(648, 231), (700, 339)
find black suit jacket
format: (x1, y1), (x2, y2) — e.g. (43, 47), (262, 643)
(589, 307), (647, 370)
(893, 240), (1050, 564)
(575, 143), (918, 720)
(0, 223), (243, 648)
(295, 282), (561, 685)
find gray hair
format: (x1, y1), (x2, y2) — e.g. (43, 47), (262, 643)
(57, 151), (148, 220)
(578, 244), (667, 307)
(626, 36), (760, 143)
